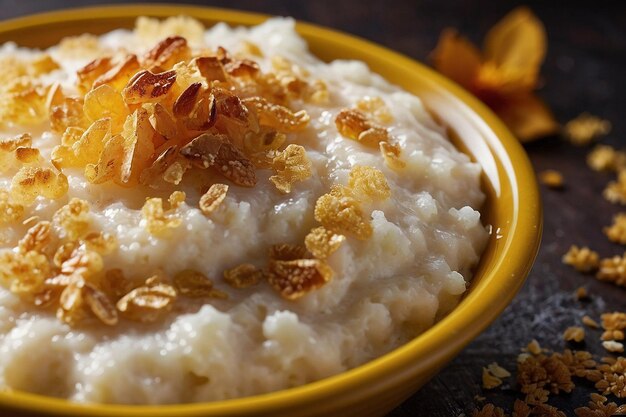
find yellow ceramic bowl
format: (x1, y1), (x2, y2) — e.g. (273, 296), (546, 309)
(0, 5), (541, 417)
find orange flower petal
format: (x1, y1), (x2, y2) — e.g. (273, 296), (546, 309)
(496, 93), (560, 142)
(431, 28), (483, 89)
(483, 7), (546, 90)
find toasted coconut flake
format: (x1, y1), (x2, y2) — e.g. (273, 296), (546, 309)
(194, 56), (227, 82)
(119, 108), (156, 185)
(173, 82), (202, 117)
(304, 227), (345, 259)
(314, 185), (372, 240)
(143, 36), (191, 71)
(180, 133), (256, 187)
(10, 167), (68, 205)
(267, 259), (333, 300)
(348, 165), (391, 201)
(269, 144), (311, 193)
(242, 96), (309, 132)
(173, 269), (218, 297)
(223, 264), (262, 289)
(18, 221), (52, 253)
(93, 54), (141, 92)
(144, 102), (178, 140)
(116, 282), (177, 322)
(122, 69), (177, 105)
(77, 56), (114, 94)
(141, 197), (182, 235)
(199, 183), (228, 215)
(139, 145), (178, 186)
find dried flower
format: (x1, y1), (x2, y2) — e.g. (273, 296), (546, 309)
(432, 7), (558, 141)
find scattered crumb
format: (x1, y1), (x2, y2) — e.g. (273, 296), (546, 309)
(486, 362), (511, 379)
(603, 213), (626, 244)
(481, 367), (503, 389)
(603, 170), (626, 205)
(587, 145), (626, 172)
(527, 339), (542, 355)
(601, 340), (624, 353)
(539, 169), (564, 189)
(575, 286), (589, 300)
(563, 112), (611, 145)
(562, 245), (600, 273)
(563, 326), (585, 343)
(582, 315), (600, 329)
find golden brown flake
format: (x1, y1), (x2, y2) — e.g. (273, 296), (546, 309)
(116, 281), (177, 322)
(575, 393), (626, 417)
(18, 221), (52, 253)
(77, 56), (114, 94)
(269, 144), (312, 193)
(84, 133), (125, 184)
(304, 226), (345, 259)
(119, 108), (156, 185)
(51, 117), (111, 168)
(539, 169), (564, 189)
(141, 197), (182, 235)
(53, 198), (90, 241)
(348, 165), (391, 201)
(173, 82), (202, 118)
(223, 264), (262, 289)
(135, 16), (205, 45)
(595, 356), (626, 398)
(587, 145), (626, 172)
(356, 96), (393, 124)
(100, 269), (136, 299)
(194, 56), (227, 82)
(0, 79), (49, 127)
(122, 69), (177, 105)
(487, 362), (512, 378)
(0, 250), (50, 297)
(527, 339), (543, 355)
(482, 367), (503, 389)
(199, 183), (228, 215)
(563, 326), (585, 343)
(93, 54), (141, 92)
(14, 147), (40, 164)
(335, 108), (389, 147)
(145, 102), (178, 140)
(49, 96), (89, 133)
(267, 258), (333, 300)
(173, 269), (220, 297)
(471, 404), (507, 417)
(83, 283), (118, 325)
(242, 96), (310, 132)
(314, 185), (372, 240)
(10, 167), (68, 205)
(138, 145), (179, 186)
(143, 36), (191, 72)
(564, 113), (611, 145)
(379, 141), (406, 170)
(180, 133), (256, 187)
(562, 245), (600, 273)
(57, 281), (85, 326)
(83, 84), (128, 130)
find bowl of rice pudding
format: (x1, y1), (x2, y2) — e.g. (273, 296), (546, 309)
(0, 5), (541, 417)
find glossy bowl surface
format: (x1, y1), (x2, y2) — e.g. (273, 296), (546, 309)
(0, 5), (542, 417)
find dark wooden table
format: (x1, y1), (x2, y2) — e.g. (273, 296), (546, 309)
(1, 0), (624, 415)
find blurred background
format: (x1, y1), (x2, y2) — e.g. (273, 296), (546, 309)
(1, 1), (625, 415)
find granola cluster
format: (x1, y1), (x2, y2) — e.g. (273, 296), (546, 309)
(0, 19), (402, 327)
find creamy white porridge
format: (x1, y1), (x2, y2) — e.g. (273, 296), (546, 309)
(0, 16), (488, 404)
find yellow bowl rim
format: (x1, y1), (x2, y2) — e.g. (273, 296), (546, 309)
(0, 4), (542, 416)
